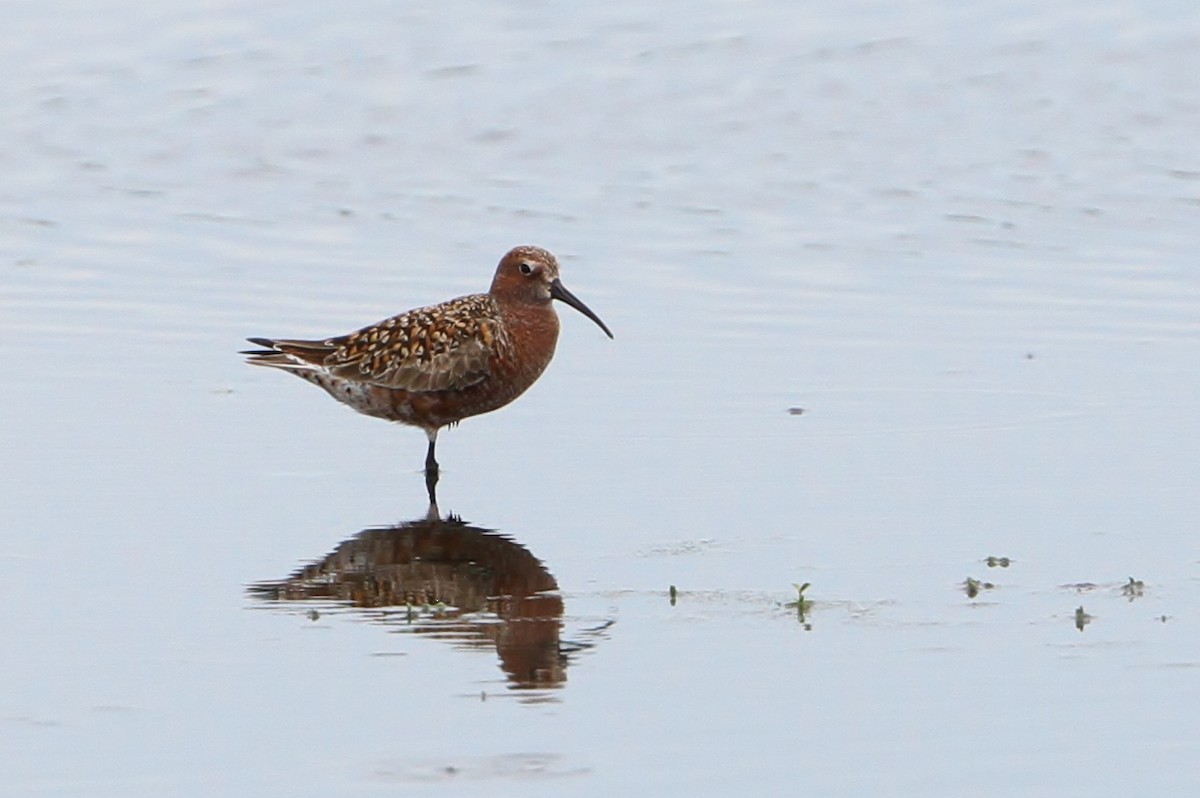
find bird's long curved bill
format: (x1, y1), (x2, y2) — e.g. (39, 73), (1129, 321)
(550, 279), (613, 339)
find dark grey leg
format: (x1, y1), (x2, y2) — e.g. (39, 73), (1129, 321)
(424, 438), (439, 505)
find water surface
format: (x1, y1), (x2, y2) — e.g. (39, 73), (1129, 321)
(3, 1), (1199, 795)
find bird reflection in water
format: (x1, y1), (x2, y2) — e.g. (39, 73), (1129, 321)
(249, 505), (571, 691)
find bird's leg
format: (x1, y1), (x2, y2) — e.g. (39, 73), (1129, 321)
(424, 429), (440, 505)
(424, 454), (439, 505)
(425, 470), (439, 507)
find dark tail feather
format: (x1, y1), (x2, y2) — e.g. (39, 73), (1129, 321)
(242, 336), (335, 366)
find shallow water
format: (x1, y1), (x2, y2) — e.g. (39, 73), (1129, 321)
(3, 1), (1199, 795)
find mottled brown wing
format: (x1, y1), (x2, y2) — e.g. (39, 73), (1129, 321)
(323, 294), (505, 393)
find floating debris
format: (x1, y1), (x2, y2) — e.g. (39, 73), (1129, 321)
(985, 555), (1012, 568)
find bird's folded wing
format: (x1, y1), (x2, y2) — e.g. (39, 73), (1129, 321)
(324, 299), (502, 393)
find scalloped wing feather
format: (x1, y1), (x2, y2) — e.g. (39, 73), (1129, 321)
(324, 294), (504, 393)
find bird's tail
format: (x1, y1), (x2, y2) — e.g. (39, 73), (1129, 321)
(242, 337), (332, 371)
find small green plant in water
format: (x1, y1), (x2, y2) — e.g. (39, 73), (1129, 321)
(964, 577), (995, 599)
(1121, 577), (1145, 601)
(784, 582), (813, 627)
(1075, 605), (1093, 632)
(669, 585), (678, 606)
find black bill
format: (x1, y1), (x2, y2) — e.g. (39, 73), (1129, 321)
(550, 279), (614, 339)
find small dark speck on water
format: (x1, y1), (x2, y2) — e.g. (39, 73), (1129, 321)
(1024, 352), (1035, 360)
(669, 585), (678, 606)
(788, 407), (805, 415)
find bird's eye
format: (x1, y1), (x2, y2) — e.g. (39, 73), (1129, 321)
(519, 262), (533, 275)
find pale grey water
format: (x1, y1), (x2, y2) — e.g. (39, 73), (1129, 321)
(3, 1), (1199, 795)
